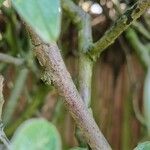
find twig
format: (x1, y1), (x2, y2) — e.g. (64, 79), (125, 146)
(126, 27), (150, 135)
(132, 83), (146, 126)
(113, 0), (147, 127)
(6, 85), (50, 136)
(126, 27), (150, 69)
(0, 53), (24, 66)
(87, 0), (150, 60)
(27, 26), (111, 150)
(0, 75), (11, 150)
(119, 37), (146, 125)
(133, 21), (150, 40)
(3, 68), (28, 125)
(0, 76), (4, 120)
(143, 66), (150, 135)
(62, 0), (93, 50)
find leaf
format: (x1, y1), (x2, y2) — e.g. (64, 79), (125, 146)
(11, 118), (62, 150)
(134, 141), (150, 150)
(12, 0), (61, 43)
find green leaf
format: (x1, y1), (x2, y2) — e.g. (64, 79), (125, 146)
(11, 118), (62, 150)
(134, 141), (150, 150)
(12, 0), (61, 43)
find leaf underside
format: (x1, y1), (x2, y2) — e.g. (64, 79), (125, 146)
(12, 0), (61, 43)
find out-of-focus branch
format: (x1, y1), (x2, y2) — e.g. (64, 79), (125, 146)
(126, 28), (150, 69)
(0, 75), (11, 149)
(27, 26), (111, 150)
(6, 85), (50, 136)
(143, 66), (150, 135)
(3, 68), (28, 125)
(0, 53), (24, 66)
(133, 22), (150, 40)
(119, 37), (146, 126)
(132, 83), (146, 126)
(125, 25), (150, 136)
(62, 0), (93, 53)
(0, 76), (4, 120)
(88, 0), (150, 60)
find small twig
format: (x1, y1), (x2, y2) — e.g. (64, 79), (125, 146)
(126, 27), (150, 69)
(0, 122), (11, 150)
(119, 37), (146, 126)
(119, 36), (135, 83)
(5, 85), (50, 136)
(0, 76), (4, 120)
(0, 53), (24, 66)
(133, 21), (150, 40)
(0, 75), (11, 150)
(132, 83), (146, 126)
(3, 69), (28, 125)
(88, 0), (150, 60)
(143, 66), (150, 135)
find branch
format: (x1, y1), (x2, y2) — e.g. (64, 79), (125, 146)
(63, 0), (95, 147)
(88, 0), (150, 60)
(0, 76), (4, 120)
(27, 27), (111, 150)
(62, 0), (93, 112)
(6, 85), (50, 136)
(133, 21), (150, 40)
(119, 37), (146, 125)
(0, 75), (11, 149)
(3, 68), (28, 125)
(0, 53), (24, 66)
(62, 0), (93, 53)
(126, 28), (150, 69)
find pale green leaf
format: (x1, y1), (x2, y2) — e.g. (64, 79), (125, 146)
(11, 118), (62, 150)
(134, 141), (150, 150)
(12, 0), (61, 43)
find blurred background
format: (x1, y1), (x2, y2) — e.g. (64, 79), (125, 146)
(0, 0), (150, 149)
